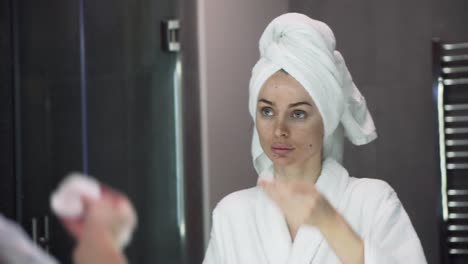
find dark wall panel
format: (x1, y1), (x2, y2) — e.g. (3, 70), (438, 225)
(0, 0), (15, 220)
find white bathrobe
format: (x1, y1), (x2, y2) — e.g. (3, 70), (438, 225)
(203, 159), (427, 264)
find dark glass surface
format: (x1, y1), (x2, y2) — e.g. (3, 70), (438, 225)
(0, 0), (15, 220)
(16, 0), (83, 261)
(84, 0), (183, 262)
(11, 0), (184, 262)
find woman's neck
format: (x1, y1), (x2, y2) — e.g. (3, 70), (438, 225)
(274, 156), (322, 184)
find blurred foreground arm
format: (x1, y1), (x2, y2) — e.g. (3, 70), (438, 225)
(65, 189), (133, 264)
(52, 174), (137, 264)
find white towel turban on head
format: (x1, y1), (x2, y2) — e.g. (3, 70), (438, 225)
(249, 13), (377, 177)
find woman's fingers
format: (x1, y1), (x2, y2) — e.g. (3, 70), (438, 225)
(101, 184), (132, 208)
(258, 177), (334, 227)
(258, 179), (292, 209)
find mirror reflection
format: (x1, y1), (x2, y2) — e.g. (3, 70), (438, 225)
(1, 0), (468, 263)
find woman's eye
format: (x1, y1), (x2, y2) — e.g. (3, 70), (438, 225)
(261, 107), (274, 116)
(292, 110), (306, 119)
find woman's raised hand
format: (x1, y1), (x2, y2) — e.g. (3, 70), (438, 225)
(258, 178), (337, 230)
(258, 177), (364, 264)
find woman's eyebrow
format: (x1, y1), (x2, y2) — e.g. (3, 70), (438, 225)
(258, 99), (274, 105)
(289, 101), (312, 108)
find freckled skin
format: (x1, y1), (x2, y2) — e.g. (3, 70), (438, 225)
(256, 71), (324, 169)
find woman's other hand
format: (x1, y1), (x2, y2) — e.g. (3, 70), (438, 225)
(258, 178), (364, 264)
(258, 178), (336, 230)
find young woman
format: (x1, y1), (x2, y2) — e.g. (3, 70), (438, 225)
(203, 13), (427, 264)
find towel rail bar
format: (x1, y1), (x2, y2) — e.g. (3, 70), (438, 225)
(449, 249), (468, 255)
(448, 190), (468, 195)
(446, 140), (468, 146)
(443, 66), (468, 74)
(443, 43), (468, 50)
(447, 164), (468, 170)
(449, 213), (468, 220)
(442, 55), (468, 62)
(447, 151), (468, 158)
(448, 237), (468, 242)
(445, 104), (468, 111)
(445, 128), (468, 134)
(448, 225), (468, 230)
(443, 78), (468, 86)
(445, 116), (468, 123)
(448, 202), (468, 208)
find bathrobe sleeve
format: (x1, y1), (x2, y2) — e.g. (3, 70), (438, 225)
(203, 207), (226, 264)
(363, 184), (427, 264)
(0, 214), (58, 264)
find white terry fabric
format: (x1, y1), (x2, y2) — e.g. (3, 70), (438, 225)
(249, 13), (377, 176)
(0, 214), (58, 264)
(203, 159), (427, 264)
(50, 173), (136, 249)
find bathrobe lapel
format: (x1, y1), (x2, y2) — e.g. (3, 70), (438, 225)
(256, 185), (292, 264)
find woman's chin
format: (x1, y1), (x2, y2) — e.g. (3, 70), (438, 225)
(270, 156), (295, 167)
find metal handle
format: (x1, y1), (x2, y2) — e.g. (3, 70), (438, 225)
(39, 215), (50, 252)
(31, 217), (38, 244)
(162, 19), (180, 52)
(31, 215), (50, 251)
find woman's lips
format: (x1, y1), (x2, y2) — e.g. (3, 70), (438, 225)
(271, 144), (294, 155)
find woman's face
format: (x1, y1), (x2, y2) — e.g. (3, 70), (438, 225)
(256, 70), (324, 169)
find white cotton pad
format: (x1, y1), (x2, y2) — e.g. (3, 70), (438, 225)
(50, 172), (137, 249)
(50, 172), (101, 218)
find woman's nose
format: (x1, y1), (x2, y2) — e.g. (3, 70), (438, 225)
(274, 119), (289, 138)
